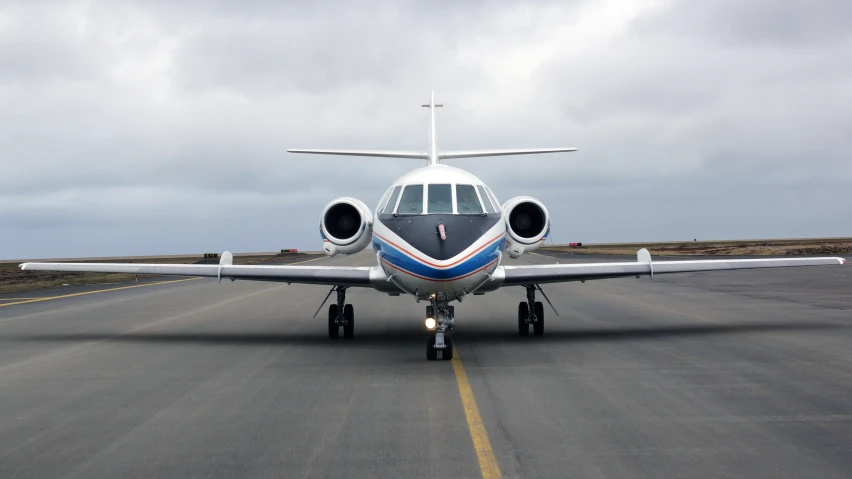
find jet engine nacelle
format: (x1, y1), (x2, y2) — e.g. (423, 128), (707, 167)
(502, 196), (550, 258)
(319, 197), (373, 256)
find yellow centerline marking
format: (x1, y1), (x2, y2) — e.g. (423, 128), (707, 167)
(1, 254), (328, 308)
(0, 278), (201, 308)
(451, 346), (502, 479)
(288, 256), (325, 265)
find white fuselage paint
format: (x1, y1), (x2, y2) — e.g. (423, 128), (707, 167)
(369, 164), (515, 301)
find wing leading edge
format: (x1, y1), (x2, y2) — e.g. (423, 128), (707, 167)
(498, 249), (845, 287)
(19, 260), (383, 288)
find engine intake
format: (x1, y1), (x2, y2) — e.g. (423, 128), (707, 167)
(502, 196), (550, 258)
(320, 197), (373, 256)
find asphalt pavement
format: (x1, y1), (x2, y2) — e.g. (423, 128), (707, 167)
(0, 251), (850, 478)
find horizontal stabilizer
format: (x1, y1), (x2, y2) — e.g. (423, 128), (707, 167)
(287, 149), (427, 159)
(439, 148), (577, 159)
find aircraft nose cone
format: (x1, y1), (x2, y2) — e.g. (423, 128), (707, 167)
(381, 214), (500, 261)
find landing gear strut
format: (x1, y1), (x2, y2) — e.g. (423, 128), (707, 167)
(518, 285), (544, 336)
(327, 287), (354, 339)
(426, 294), (454, 361)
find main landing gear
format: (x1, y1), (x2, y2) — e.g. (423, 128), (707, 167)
(426, 294), (454, 361)
(518, 285), (545, 337)
(327, 287), (354, 339)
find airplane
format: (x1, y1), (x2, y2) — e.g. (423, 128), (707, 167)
(20, 92), (846, 360)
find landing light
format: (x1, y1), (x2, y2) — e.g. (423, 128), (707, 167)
(425, 317), (436, 330)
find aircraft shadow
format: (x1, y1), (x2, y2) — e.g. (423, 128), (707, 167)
(6, 321), (846, 348)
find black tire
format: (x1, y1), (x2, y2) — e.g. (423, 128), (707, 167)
(442, 336), (454, 361)
(343, 304), (355, 338)
(518, 302), (529, 336)
(533, 301), (544, 336)
(426, 334), (438, 361)
(328, 304), (339, 339)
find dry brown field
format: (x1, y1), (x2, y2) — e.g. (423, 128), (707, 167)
(541, 237), (852, 256)
(0, 253), (317, 294)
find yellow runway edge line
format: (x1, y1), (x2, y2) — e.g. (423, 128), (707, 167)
(0, 278), (202, 308)
(451, 347), (502, 479)
(0, 255), (328, 308)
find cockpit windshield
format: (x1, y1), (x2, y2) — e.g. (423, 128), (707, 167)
(396, 185), (423, 215)
(456, 184), (483, 215)
(383, 183), (495, 215)
(427, 184), (453, 214)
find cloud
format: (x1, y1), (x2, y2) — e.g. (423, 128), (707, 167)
(1, 0), (849, 258)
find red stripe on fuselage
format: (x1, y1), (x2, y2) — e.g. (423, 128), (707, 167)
(373, 230), (504, 269)
(381, 257), (499, 283)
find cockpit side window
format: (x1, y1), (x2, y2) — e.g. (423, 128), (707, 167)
(427, 184), (453, 214)
(485, 186), (501, 212)
(397, 184), (424, 215)
(382, 186), (402, 215)
(456, 184), (483, 215)
(476, 185), (497, 214)
(376, 188), (392, 213)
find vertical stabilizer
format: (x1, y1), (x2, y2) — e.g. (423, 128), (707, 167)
(421, 91), (443, 165)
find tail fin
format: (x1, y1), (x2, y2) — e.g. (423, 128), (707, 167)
(421, 90), (443, 165)
(287, 92), (576, 164)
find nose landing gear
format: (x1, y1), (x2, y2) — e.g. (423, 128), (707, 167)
(426, 295), (454, 361)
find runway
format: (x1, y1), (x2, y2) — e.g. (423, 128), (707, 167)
(0, 251), (850, 478)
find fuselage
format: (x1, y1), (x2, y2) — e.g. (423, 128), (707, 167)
(371, 165), (506, 301)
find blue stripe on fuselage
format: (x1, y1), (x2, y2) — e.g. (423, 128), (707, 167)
(373, 234), (503, 280)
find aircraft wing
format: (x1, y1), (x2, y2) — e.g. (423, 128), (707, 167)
(19, 253), (380, 288)
(499, 249), (845, 286)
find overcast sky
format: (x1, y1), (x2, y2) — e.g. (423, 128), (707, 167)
(2, 0), (850, 259)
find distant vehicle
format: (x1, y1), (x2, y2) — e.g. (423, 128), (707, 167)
(21, 92), (846, 360)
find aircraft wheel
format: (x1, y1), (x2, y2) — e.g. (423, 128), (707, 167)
(518, 302), (529, 336)
(426, 334), (438, 361)
(343, 304), (355, 338)
(533, 301), (544, 336)
(442, 336), (454, 361)
(328, 304), (339, 339)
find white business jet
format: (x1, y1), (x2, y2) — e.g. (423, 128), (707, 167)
(21, 93), (845, 360)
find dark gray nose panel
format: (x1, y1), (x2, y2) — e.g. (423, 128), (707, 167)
(376, 214), (503, 260)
